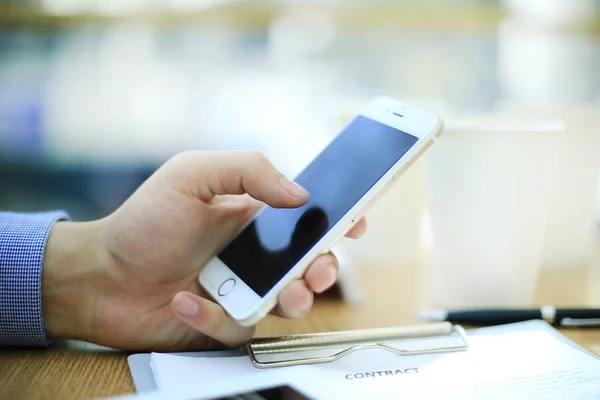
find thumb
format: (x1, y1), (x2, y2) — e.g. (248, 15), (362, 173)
(164, 150), (309, 208)
(172, 291), (255, 347)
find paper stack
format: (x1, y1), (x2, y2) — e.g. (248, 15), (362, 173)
(117, 320), (600, 400)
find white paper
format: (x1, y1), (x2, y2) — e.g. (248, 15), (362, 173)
(150, 321), (600, 399)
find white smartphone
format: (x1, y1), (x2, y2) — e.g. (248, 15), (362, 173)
(199, 96), (444, 326)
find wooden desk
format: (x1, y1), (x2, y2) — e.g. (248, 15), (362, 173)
(1, 259), (600, 399)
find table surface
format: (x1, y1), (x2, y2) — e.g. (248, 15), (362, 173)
(1, 245), (600, 399)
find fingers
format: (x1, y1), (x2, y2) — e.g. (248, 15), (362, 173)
(167, 151), (309, 209)
(272, 251), (338, 318)
(273, 279), (313, 319)
(274, 216), (365, 319)
(303, 252), (339, 293)
(172, 291), (254, 347)
(345, 217), (367, 239)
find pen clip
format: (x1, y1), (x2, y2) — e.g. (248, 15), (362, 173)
(560, 317), (600, 327)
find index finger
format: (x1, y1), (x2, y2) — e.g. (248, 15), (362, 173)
(165, 150), (309, 209)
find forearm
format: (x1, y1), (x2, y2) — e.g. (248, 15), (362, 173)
(41, 220), (105, 342)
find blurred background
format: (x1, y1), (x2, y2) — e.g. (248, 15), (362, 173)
(1, 0), (599, 283)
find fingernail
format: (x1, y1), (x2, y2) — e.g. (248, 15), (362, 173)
(177, 295), (198, 316)
(280, 177), (309, 198)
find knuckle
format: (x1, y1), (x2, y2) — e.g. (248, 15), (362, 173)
(246, 150), (272, 168)
(169, 150), (196, 166)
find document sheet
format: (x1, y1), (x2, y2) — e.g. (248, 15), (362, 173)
(149, 321), (600, 399)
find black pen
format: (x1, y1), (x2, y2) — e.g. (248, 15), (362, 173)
(419, 306), (600, 327)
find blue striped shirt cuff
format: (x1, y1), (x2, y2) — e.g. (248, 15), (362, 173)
(0, 211), (71, 347)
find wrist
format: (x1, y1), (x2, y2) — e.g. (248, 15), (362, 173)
(41, 219), (106, 342)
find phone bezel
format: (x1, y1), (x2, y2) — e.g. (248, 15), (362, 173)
(198, 96), (443, 326)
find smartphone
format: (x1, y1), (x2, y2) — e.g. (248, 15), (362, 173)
(206, 384), (313, 400)
(199, 96), (443, 326)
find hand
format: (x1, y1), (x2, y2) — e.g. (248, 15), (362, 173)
(42, 151), (366, 351)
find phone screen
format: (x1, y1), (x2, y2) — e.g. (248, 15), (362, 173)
(218, 115), (419, 296)
(211, 384), (313, 399)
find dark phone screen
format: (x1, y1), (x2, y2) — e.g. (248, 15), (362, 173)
(218, 116), (419, 296)
(212, 384), (312, 399)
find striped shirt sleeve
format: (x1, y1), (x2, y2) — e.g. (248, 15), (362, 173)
(0, 211), (70, 346)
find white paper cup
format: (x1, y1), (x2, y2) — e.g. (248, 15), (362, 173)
(426, 116), (566, 308)
(496, 103), (600, 268)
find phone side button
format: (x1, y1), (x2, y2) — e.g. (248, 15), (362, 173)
(393, 163), (410, 181)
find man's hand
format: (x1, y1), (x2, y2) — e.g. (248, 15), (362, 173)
(41, 151), (366, 351)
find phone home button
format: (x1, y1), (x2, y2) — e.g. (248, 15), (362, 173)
(218, 278), (236, 296)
